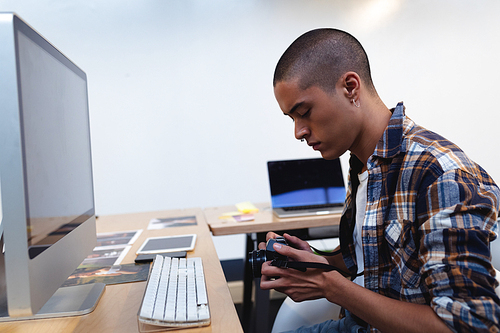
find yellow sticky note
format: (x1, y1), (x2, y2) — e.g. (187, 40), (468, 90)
(218, 211), (241, 219)
(235, 201), (259, 214)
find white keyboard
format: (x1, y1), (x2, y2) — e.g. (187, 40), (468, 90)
(137, 255), (210, 331)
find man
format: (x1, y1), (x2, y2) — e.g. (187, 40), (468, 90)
(260, 28), (500, 332)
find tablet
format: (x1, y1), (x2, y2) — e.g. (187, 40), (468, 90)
(136, 234), (197, 255)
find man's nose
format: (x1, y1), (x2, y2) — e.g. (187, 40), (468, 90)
(295, 121), (308, 141)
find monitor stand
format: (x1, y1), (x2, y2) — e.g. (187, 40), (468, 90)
(0, 283), (106, 321)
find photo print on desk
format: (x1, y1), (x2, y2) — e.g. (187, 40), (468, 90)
(62, 263), (150, 287)
(75, 229), (143, 267)
(147, 215), (197, 230)
(95, 229), (143, 247)
(80, 245), (131, 266)
(64, 229), (145, 286)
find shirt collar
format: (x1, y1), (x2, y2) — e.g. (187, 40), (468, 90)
(371, 102), (405, 160)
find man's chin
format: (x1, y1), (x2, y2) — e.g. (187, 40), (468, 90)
(320, 150), (340, 160)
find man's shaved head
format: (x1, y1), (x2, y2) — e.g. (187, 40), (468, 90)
(274, 28), (375, 94)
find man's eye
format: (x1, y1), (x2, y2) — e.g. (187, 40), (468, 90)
(300, 109), (310, 118)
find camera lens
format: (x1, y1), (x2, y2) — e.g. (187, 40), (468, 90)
(249, 249), (267, 278)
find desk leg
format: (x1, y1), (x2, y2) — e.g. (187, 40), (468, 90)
(254, 279), (270, 332)
(242, 233), (254, 331)
(254, 232), (270, 332)
(243, 233), (272, 333)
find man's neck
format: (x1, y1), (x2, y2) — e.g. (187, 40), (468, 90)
(351, 99), (392, 167)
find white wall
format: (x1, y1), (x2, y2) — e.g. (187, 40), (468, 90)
(2, 0), (499, 258)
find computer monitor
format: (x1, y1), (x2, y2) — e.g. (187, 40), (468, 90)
(0, 13), (104, 320)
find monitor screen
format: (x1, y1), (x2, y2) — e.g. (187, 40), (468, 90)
(17, 27), (94, 258)
(0, 13), (101, 320)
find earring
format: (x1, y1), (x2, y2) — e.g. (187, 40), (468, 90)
(352, 99), (360, 108)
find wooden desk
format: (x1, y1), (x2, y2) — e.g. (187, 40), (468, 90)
(204, 203), (341, 333)
(205, 202), (341, 236)
(0, 208), (243, 333)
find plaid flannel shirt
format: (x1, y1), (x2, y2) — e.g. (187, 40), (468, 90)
(342, 103), (500, 332)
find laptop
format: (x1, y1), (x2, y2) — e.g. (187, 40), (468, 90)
(267, 158), (346, 218)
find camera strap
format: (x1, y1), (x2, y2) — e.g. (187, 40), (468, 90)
(296, 154), (365, 280)
(270, 259), (363, 278)
(309, 245), (341, 256)
(339, 154), (365, 280)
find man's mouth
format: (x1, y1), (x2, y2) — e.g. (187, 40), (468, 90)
(308, 142), (320, 150)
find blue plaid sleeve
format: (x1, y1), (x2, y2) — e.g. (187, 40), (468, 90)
(420, 168), (500, 332)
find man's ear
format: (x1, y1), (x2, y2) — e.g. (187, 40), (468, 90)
(342, 72), (361, 100)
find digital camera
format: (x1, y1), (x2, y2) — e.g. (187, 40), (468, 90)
(249, 236), (288, 278)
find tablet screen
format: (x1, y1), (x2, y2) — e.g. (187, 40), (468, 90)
(137, 234), (196, 254)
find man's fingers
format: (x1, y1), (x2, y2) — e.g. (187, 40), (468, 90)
(266, 231), (281, 241)
(272, 241), (300, 258)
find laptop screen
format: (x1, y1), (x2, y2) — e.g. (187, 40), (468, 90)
(267, 158), (346, 209)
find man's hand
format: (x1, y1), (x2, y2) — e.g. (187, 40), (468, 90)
(257, 232), (451, 332)
(258, 232), (314, 254)
(259, 235), (340, 302)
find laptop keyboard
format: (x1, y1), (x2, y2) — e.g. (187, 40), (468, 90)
(282, 203), (343, 211)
